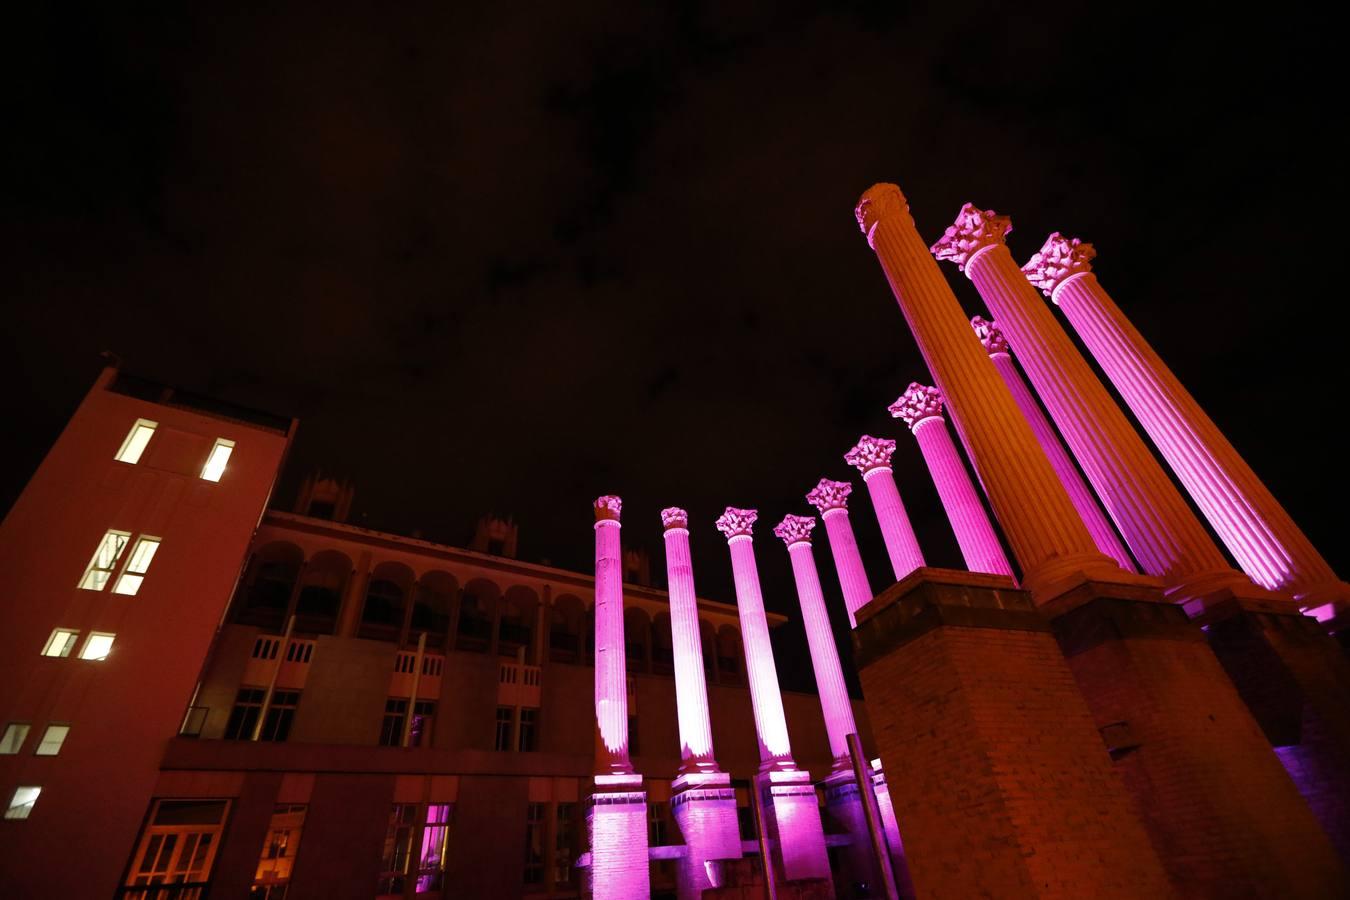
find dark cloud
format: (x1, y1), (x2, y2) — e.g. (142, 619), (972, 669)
(4, 4), (1345, 691)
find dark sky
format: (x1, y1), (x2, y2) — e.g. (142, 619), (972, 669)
(4, 5), (1346, 692)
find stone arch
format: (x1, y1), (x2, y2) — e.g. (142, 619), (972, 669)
(360, 561), (415, 642)
(651, 611), (674, 676)
(456, 578), (500, 652)
(234, 541), (303, 631)
(499, 585), (540, 659)
(716, 625), (743, 685)
(625, 606), (653, 674)
(294, 549), (352, 635)
(549, 594), (586, 664)
(409, 570), (457, 649)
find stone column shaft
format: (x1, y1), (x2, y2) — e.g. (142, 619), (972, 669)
(846, 434), (926, 586)
(1033, 244), (1350, 610)
(972, 316), (1136, 572)
(593, 497), (631, 775)
(806, 478), (876, 628)
(661, 508), (718, 772)
(856, 184), (1119, 596)
(948, 225), (1238, 597)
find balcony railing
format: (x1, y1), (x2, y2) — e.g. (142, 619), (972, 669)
(117, 884), (210, 900)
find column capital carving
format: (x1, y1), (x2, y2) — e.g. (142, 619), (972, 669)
(844, 435), (896, 475)
(594, 495), (623, 524)
(931, 203), (1012, 272)
(660, 507), (688, 531)
(889, 382), (945, 429)
(1022, 232), (1096, 300)
(715, 507), (758, 540)
(970, 315), (1009, 355)
(806, 478), (852, 514)
(773, 514), (816, 548)
(855, 183), (912, 248)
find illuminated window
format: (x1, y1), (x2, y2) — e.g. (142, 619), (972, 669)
(518, 708), (538, 752)
(34, 724), (70, 756)
(200, 438), (235, 482)
(113, 537), (161, 596)
(1, 723), (30, 754)
(252, 804), (306, 898)
(41, 628), (79, 658)
(377, 804), (418, 895)
(4, 786), (40, 820)
(80, 633), (116, 661)
(79, 530), (130, 591)
(115, 419), (157, 464)
(417, 803), (453, 892)
(524, 802), (546, 885)
(125, 799), (228, 890)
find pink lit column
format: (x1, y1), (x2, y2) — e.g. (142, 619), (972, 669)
(856, 184), (1120, 597)
(890, 384), (1014, 578)
(971, 315), (1136, 572)
(715, 507), (831, 885)
(845, 435), (926, 585)
(932, 205), (1248, 604)
(804, 479), (876, 629)
(1026, 234), (1350, 619)
(588, 496), (649, 900)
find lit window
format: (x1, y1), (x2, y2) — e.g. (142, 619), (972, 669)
(114, 419), (158, 464)
(252, 804), (307, 896)
(79, 530), (131, 591)
(4, 786), (40, 820)
(79, 632), (116, 661)
(200, 438), (235, 482)
(34, 725), (70, 756)
(417, 803), (453, 892)
(1, 723), (30, 754)
(112, 536), (160, 595)
(41, 629), (80, 658)
(125, 799), (229, 888)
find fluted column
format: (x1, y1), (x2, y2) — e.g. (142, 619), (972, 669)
(891, 384), (1014, 578)
(971, 315), (1136, 572)
(932, 204), (1248, 602)
(855, 183), (1119, 596)
(774, 514), (857, 770)
(593, 495), (632, 776)
(714, 507), (795, 770)
(1025, 234), (1350, 615)
(844, 435), (926, 584)
(660, 507), (719, 774)
(804, 478), (876, 628)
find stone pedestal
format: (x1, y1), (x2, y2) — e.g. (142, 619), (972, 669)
(759, 768), (833, 888)
(1047, 580), (1348, 896)
(853, 568), (1171, 898)
(587, 774), (650, 900)
(1196, 596), (1350, 863)
(671, 772), (742, 900)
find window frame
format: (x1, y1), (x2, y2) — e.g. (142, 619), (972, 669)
(41, 628), (80, 658)
(34, 724), (70, 756)
(4, 785), (41, 820)
(114, 418), (158, 465)
(78, 530), (131, 591)
(199, 438), (235, 482)
(112, 536), (162, 596)
(79, 632), (116, 661)
(1, 722), (31, 755)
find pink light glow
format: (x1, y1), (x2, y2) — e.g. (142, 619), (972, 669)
(773, 514), (857, 766)
(715, 507), (794, 765)
(593, 496), (631, 774)
(1026, 234), (1348, 606)
(587, 791), (650, 900)
(971, 315), (1136, 572)
(660, 507), (718, 769)
(891, 384), (1014, 577)
(845, 435), (926, 583)
(805, 479), (876, 628)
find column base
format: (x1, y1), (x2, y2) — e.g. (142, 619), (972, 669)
(853, 568), (1171, 898)
(587, 774), (650, 900)
(671, 770), (741, 900)
(758, 767), (833, 890)
(1045, 579), (1348, 896)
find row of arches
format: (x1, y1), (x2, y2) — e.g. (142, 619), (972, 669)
(231, 542), (746, 682)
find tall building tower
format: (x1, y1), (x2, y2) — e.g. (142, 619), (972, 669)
(0, 364), (294, 897)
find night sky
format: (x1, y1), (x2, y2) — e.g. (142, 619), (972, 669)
(5, 5), (1345, 692)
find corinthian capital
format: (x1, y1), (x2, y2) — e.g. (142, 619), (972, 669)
(889, 383), (944, 428)
(660, 507), (688, 531)
(855, 183), (912, 248)
(715, 507), (758, 540)
(806, 478), (852, 514)
(970, 315), (1008, 355)
(773, 514), (816, 547)
(931, 203), (1012, 271)
(844, 435), (896, 474)
(1022, 232), (1096, 299)
(594, 495), (623, 523)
